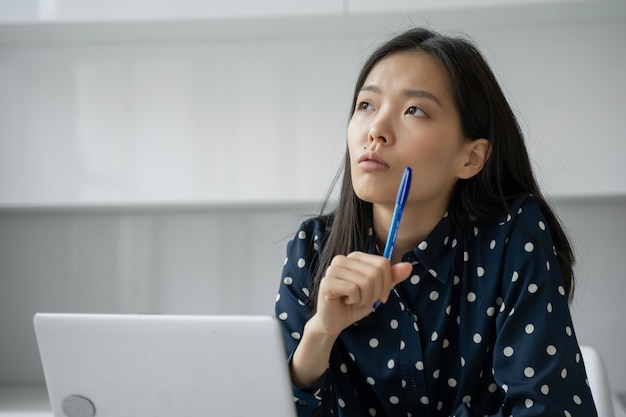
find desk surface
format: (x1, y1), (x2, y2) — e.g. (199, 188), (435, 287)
(1, 386), (625, 417)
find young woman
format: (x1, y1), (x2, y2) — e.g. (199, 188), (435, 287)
(275, 27), (597, 417)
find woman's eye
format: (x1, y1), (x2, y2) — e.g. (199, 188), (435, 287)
(407, 106), (426, 116)
(358, 101), (373, 111)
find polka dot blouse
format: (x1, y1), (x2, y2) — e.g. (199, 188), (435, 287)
(275, 195), (597, 417)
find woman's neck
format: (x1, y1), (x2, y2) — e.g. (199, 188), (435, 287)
(373, 199), (449, 264)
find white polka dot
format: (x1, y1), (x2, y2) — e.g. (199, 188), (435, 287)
(429, 269), (437, 277)
(389, 396), (399, 404)
(487, 307), (496, 317)
(541, 384), (550, 395)
(539, 221), (546, 230)
(340, 363), (348, 373)
(502, 384), (509, 393)
(511, 271), (519, 282)
(524, 242), (535, 252)
(368, 408), (376, 416)
(490, 240), (497, 249)
(369, 338), (379, 348)
(433, 369), (440, 379)
(278, 312), (288, 320)
(477, 267), (485, 277)
(442, 339), (450, 348)
(503, 346), (514, 357)
(525, 399), (534, 408)
(297, 258), (306, 268)
(528, 283), (538, 293)
(561, 368), (568, 379)
(547, 303), (553, 313)
(451, 239), (458, 248)
(453, 275), (460, 285)
(431, 332), (439, 341)
(416, 361), (424, 371)
(474, 227), (479, 236)
(291, 332), (301, 340)
(298, 231), (307, 239)
(473, 333), (482, 344)
(525, 324), (535, 334)
(283, 276), (293, 285)
(566, 326), (573, 336)
(420, 396), (429, 405)
(467, 292), (477, 302)
(387, 359), (395, 369)
(573, 395), (582, 405)
(390, 319), (398, 329)
(366, 377), (375, 385)
(462, 395), (471, 403)
(460, 357), (466, 367)
(418, 241), (428, 250)
(464, 251), (469, 261)
(338, 398), (345, 408)
(489, 383), (498, 393)
(546, 261), (551, 271)
(410, 275), (420, 285)
(524, 367), (535, 377)
(559, 286), (566, 296)
(564, 410), (572, 417)
(448, 378), (457, 387)
(547, 345), (557, 356)
(430, 291), (439, 301)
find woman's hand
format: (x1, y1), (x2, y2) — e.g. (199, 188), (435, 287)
(312, 251), (413, 336)
(290, 251), (412, 388)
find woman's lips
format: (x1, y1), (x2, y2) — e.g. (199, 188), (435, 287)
(358, 152), (389, 171)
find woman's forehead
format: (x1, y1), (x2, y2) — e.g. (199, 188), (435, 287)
(360, 51), (453, 102)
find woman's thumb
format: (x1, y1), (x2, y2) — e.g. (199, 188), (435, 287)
(391, 262), (413, 285)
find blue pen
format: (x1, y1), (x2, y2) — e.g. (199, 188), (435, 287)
(373, 166), (412, 310)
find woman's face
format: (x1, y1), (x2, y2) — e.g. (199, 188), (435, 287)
(347, 50), (470, 210)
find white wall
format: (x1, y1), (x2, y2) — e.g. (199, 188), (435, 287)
(0, 6), (625, 205)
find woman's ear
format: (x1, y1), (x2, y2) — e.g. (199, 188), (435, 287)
(458, 138), (491, 179)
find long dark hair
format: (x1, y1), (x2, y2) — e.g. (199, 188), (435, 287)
(311, 28), (575, 308)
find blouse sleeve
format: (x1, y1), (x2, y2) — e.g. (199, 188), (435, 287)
(463, 198), (597, 417)
(274, 218), (336, 417)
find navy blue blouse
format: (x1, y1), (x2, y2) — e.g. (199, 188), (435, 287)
(275, 195), (597, 417)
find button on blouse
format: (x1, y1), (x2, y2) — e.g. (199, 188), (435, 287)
(275, 195), (597, 417)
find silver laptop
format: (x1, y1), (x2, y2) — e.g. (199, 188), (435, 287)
(33, 313), (296, 417)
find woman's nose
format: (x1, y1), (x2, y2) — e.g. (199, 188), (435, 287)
(368, 116), (393, 145)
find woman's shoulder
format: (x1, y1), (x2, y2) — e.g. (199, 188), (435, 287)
(467, 194), (552, 246)
(294, 214), (332, 241)
(285, 214), (332, 259)
(479, 194), (547, 229)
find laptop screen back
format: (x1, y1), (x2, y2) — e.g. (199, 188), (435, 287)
(34, 313), (296, 417)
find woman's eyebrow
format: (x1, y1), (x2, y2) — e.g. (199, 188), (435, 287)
(360, 84), (443, 107)
(403, 89), (443, 106)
